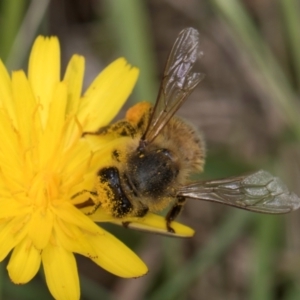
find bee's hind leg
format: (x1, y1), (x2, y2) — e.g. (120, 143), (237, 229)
(165, 196), (186, 233)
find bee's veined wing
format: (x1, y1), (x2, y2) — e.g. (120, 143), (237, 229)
(142, 27), (205, 144)
(178, 170), (300, 213)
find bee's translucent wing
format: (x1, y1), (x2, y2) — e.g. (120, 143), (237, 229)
(142, 27), (205, 144)
(178, 170), (300, 213)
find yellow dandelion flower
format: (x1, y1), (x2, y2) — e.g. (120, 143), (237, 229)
(0, 36), (149, 300)
(0, 35), (195, 299)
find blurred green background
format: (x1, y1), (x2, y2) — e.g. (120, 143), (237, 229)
(1, 0), (300, 299)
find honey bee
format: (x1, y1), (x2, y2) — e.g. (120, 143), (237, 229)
(75, 28), (300, 234)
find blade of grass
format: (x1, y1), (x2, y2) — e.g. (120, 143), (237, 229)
(3, 275), (52, 300)
(249, 215), (283, 300)
(0, 263), (4, 299)
(279, 0), (300, 92)
(0, 0), (26, 61)
(5, 0), (50, 70)
(80, 274), (117, 300)
(161, 238), (183, 278)
(105, 0), (157, 103)
(284, 283), (300, 300)
(148, 210), (255, 300)
(210, 0), (300, 139)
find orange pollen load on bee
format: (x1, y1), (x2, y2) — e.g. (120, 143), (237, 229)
(125, 101), (151, 125)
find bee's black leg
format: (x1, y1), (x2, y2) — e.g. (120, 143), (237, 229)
(74, 197), (94, 209)
(122, 221), (130, 228)
(71, 190), (97, 199)
(121, 204), (149, 229)
(72, 190), (100, 214)
(165, 196), (186, 233)
(85, 201), (101, 215)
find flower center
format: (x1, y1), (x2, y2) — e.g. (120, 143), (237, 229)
(29, 171), (60, 207)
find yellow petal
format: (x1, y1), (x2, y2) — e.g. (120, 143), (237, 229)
(52, 202), (105, 234)
(63, 55), (85, 149)
(12, 70), (38, 148)
(78, 58), (139, 131)
(7, 237), (41, 283)
(0, 216), (29, 261)
(53, 219), (97, 258)
(60, 115), (83, 152)
(28, 208), (54, 249)
(59, 139), (92, 191)
(11, 71), (43, 186)
(0, 59), (16, 125)
(28, 36), (60, 127)
(115, 214), (195, 238)
(63, 54), (85, 115)
(39, 82), (67, 167)
(0, 110), (22, 176)
(90, 211), (195, 238)
(88, 229), (148, 278)
(43, 244), (79, 300)
(0, 198), (30, 219)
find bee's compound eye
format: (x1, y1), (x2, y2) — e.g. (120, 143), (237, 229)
(97, 167), (133, 217)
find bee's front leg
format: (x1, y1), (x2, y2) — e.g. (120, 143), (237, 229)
(165, 196), (186, 233)
(72, 190), (100, 215)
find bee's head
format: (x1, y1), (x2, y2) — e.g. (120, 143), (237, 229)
(126, 147), (179, 198)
